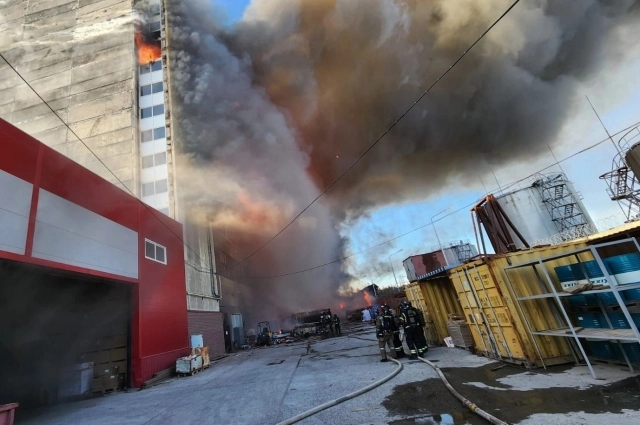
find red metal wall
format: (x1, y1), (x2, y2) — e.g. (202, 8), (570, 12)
(0, 119), (190, 387)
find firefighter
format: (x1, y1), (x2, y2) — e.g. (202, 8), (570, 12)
(399, 300), (420, 359)
(375, 305), (396, 362)
(414, 305), (429, 357)
(391, 306), (405, 359)
(332, 314), (341, 336)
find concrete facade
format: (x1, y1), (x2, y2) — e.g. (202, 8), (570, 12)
(0, 0), (245, 357)
(0, 0), (139, 194)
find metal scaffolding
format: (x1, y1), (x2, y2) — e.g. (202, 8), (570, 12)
(600, 125), (640, 222)
(533, 173), (591, 234)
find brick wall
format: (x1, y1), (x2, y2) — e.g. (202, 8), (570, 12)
(187, 311), (226, 358)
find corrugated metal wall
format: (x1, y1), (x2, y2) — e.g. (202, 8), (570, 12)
(420, 277), (465, 346)
(405, 278), (463, 346)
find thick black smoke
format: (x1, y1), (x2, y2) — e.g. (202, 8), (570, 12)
(165, 0), (639, 315)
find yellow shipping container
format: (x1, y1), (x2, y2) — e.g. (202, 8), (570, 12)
(405, 278), (464, 346)
(447, 241), (592, 367)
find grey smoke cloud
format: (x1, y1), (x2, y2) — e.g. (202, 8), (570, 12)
(166, 0), (639, 315)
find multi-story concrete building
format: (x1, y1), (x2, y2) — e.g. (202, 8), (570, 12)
(0, 0), (248, 355)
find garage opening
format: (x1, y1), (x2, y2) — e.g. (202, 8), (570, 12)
(0, 259), (131, 408)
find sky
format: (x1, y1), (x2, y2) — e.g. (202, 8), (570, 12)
(213, 0), (640, 290)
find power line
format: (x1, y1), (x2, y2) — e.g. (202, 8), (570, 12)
(0, 54), (213, 271)
(243, 119), (640, 280)
(228, 0), (523, 270)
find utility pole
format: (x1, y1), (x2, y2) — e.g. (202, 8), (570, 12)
(388, 249), (403, 288)
(431, 206), (452, 266)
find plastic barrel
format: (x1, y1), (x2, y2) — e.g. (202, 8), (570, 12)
(571, 261), (605, 278)
(599, 312), (631, 329)
(554, 265), (578, 282)
(622, 288), (640, 303)
(575, 313), (602, 329)
(613, 342), (640, 363)
(587, 340), (615, 359)
(567, 294), (598, 308)
(604, 253), (640, 275)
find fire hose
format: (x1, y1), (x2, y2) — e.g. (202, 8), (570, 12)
(400, 330), (508, 425)
(275, 341), (403, 425)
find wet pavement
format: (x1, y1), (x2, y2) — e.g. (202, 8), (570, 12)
(15, 323), (640, 424)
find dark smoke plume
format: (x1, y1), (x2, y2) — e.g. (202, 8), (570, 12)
(166, 0), (639, 316)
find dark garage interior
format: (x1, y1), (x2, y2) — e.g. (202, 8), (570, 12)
(0, 260), (131, 409)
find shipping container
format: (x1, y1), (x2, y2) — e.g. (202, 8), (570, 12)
(447, 241), (592, 366)
(404, 277), (464, 346)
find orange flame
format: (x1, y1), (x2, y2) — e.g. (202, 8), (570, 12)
(363, 291), (373, 306)
(135, 32), (161, 64)
(339, 302), (345, 309)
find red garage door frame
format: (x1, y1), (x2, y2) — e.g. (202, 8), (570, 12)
(0, 119), (190, 387)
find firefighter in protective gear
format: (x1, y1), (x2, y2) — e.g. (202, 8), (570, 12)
(375, 306), (396, 362)
(332, 314), (341, 336)
(399, 300), (420, 359)
(390, 306), (405, 358)
(414, 306), (428, 357)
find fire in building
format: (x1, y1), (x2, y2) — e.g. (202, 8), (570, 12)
(0, 0), (252, 403)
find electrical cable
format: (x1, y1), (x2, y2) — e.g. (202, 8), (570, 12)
(0, 53), (213, 271)
(242, 119), (640, 279)
(228, 0), (523, 270)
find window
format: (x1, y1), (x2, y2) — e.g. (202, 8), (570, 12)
(141, 130), (153, 143)
(159, 208), (169, 216)
(145, 239), (167, 264)
(150, 4), (160, 16)
(152, 104), (164, 116)
(149, 21), (161, 32)
(155, 179), (168, 193)
(142, 182), (155, 196)
(141, 152), (167, 169)
(141, 127), (166, 143)
(141, 104), (164, 119)
(155, 152), (167, 165)
(139, 82), (163, 97)
(140, 65), (150, 75)
(151, 61), (162, 72)
(153, 126), (166, 139)
(141, 179), (168, 196)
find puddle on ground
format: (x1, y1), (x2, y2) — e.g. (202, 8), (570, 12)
(383, 363), (640, 425)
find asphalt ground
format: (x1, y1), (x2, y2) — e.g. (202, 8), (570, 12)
(17, 322), (640, 425)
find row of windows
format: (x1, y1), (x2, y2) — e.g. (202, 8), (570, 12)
(142, 179), (168, 197)
(140, 61), (162, 74)
(141, 104), (164, 119)
(145, 239), (166, 264)
(141, 126), (165, 142)
(142, 152), (167, 169)
(140, 82), (163, 96)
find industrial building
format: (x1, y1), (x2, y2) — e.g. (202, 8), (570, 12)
(0, 0), (250, 357)
(0, 119), (190, 404)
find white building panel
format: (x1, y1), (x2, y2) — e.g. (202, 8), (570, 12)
(140, 117), (154, 131)
(139, 95), (153, 109)
(0, 169), (33, 255)
(32, 190), (139, 278)
(141, 165), (168, 183)
(151, 70), (163, 83)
